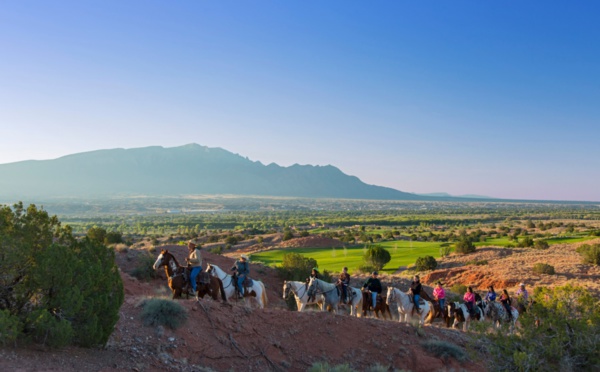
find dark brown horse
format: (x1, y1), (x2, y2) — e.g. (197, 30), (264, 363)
(362, 291), (392, 319)
(152, 249), (226, 301)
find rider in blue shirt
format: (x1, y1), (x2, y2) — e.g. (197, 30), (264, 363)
(231, 254), (250, 297)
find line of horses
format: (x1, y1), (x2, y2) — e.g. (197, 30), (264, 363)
(152, 250), (519, 332)
(152, 250), (268, 308)
(286, 277), (520, 332)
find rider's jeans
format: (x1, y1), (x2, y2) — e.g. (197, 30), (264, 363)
(190, 266), (201, 292)
(237, 275), (245, 296)
(371, 292), (377, 308)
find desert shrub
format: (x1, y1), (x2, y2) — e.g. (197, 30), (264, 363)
(25, 309), (73, 348)
(0, 309), (21, 346)
(466, 259), (488, 266)
(308, 362), (354, 372)
(276, 252), (317, 281)
(415, 255), (437, 271)
(0, 203), (123, 348)
(86, 226), (107, 244)
(131, 253), (160, 281)
(534, 240), (550, 250)
(209, 246), (223, 255)
(450, 284), (467, 295)
(421, 340), (468, 362)
(357, 264), (376, 274)
(533, 263), (555, 275)
(454, 238), (475, 254)
(105, 231), (123, 244)
(114, 243), (129, 253)
(363, 244), (391, 271)
(225, 235), (239, 245)
(577, 244), (600, 265)
(140, 298), (187, 330)
(517, 236), (534, 248)
(483, 284), (600, 371)
(439, 243), (452, 257)
(282, 229), (294, 241)
(300, 230), (310, 237)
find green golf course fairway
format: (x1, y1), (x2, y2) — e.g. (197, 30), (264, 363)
(251, 240), (443, 274)
(250, 235), (595, 274)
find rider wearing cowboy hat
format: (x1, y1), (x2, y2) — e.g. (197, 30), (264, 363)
(185, 240), (202, 296)
(231, 254), (250, 298)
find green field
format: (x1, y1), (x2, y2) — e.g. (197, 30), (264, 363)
(251, 235), (597, 274)
(251, 240), (444, 274)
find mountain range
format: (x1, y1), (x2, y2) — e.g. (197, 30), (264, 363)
(0, 144), (432, 200)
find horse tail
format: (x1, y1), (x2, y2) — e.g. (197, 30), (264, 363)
(425, 302), (435, 324)
(218, 277), (227, 302)
(260, 281), (268, 308)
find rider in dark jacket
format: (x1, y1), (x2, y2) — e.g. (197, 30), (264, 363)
(410, 275), (423, 313)
(363, 271), (382, 309)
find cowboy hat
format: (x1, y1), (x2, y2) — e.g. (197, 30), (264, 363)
(519, 283), (525, 286)
(240, 254), (248, 260)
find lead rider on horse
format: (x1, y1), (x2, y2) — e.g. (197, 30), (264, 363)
(231, 254), (250, 298)
(185, 240), (202, 296)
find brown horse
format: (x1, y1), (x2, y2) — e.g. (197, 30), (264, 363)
(420, 290), (446, 324)
(362, 291), (392, 319)
(152, 250), (226, 301)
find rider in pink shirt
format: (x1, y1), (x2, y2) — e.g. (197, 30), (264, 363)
(433, 281), (446, 315)
(463, 287), (476, 316)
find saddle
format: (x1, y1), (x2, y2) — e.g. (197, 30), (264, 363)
(198, 272), (211, 285)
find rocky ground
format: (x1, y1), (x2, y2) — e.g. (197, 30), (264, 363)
(421, 239), (600, 296)
(0, 245), (483, 372)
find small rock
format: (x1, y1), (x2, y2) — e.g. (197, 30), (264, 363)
(168, 337), (175, 342)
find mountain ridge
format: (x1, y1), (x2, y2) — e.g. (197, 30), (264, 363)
(0, 144), (428, 200)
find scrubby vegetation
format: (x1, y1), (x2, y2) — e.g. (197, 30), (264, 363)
(140, 298), (188, 330)
(532, 263), (555, 275)
(482, 284), (600, 371)
(577, 244), (600, 265)
(0, 203), (123, 347)
(131, 253), (160, 281)
(415, 255), (437, 271)
(421, 340), (468, 362)
(362, 244), (391, 271)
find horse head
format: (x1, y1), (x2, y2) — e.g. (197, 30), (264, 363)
(206, 263), (214, 274)
(307, 277), (318, 297)
(152, 249), (170, 270)
(386, 287), (395, 305)
(283, 280), (291, 299)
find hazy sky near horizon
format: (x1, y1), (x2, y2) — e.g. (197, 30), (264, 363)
(1, 1), (599, 201)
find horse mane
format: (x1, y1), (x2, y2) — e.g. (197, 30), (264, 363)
(162, 250), (183, 268)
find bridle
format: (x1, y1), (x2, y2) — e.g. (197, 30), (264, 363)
(207, 264), (234, 289)
(307, 278), (336, 297)
(284, 282), (307, 300)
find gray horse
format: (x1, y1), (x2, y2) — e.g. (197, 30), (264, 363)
(307, 277), (341, 314)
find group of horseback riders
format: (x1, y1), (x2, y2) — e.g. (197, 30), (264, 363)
(184, 240), (250, 298)
(306, 266), (383, 308)
(459, 282), (529, 320)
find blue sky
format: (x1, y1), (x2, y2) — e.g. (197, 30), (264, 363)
(1, 1), (599, 201)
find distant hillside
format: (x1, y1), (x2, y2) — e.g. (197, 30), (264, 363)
(419, 192), (493, 199)
(0, 144), (426, 200)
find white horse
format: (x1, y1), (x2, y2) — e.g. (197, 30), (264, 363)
(344, 286), (364, 317)
(283, 280), (325, 311)
(483, 301), (519, 333)
(386, 287), (430, 326)
(205, 263), (268, 309)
